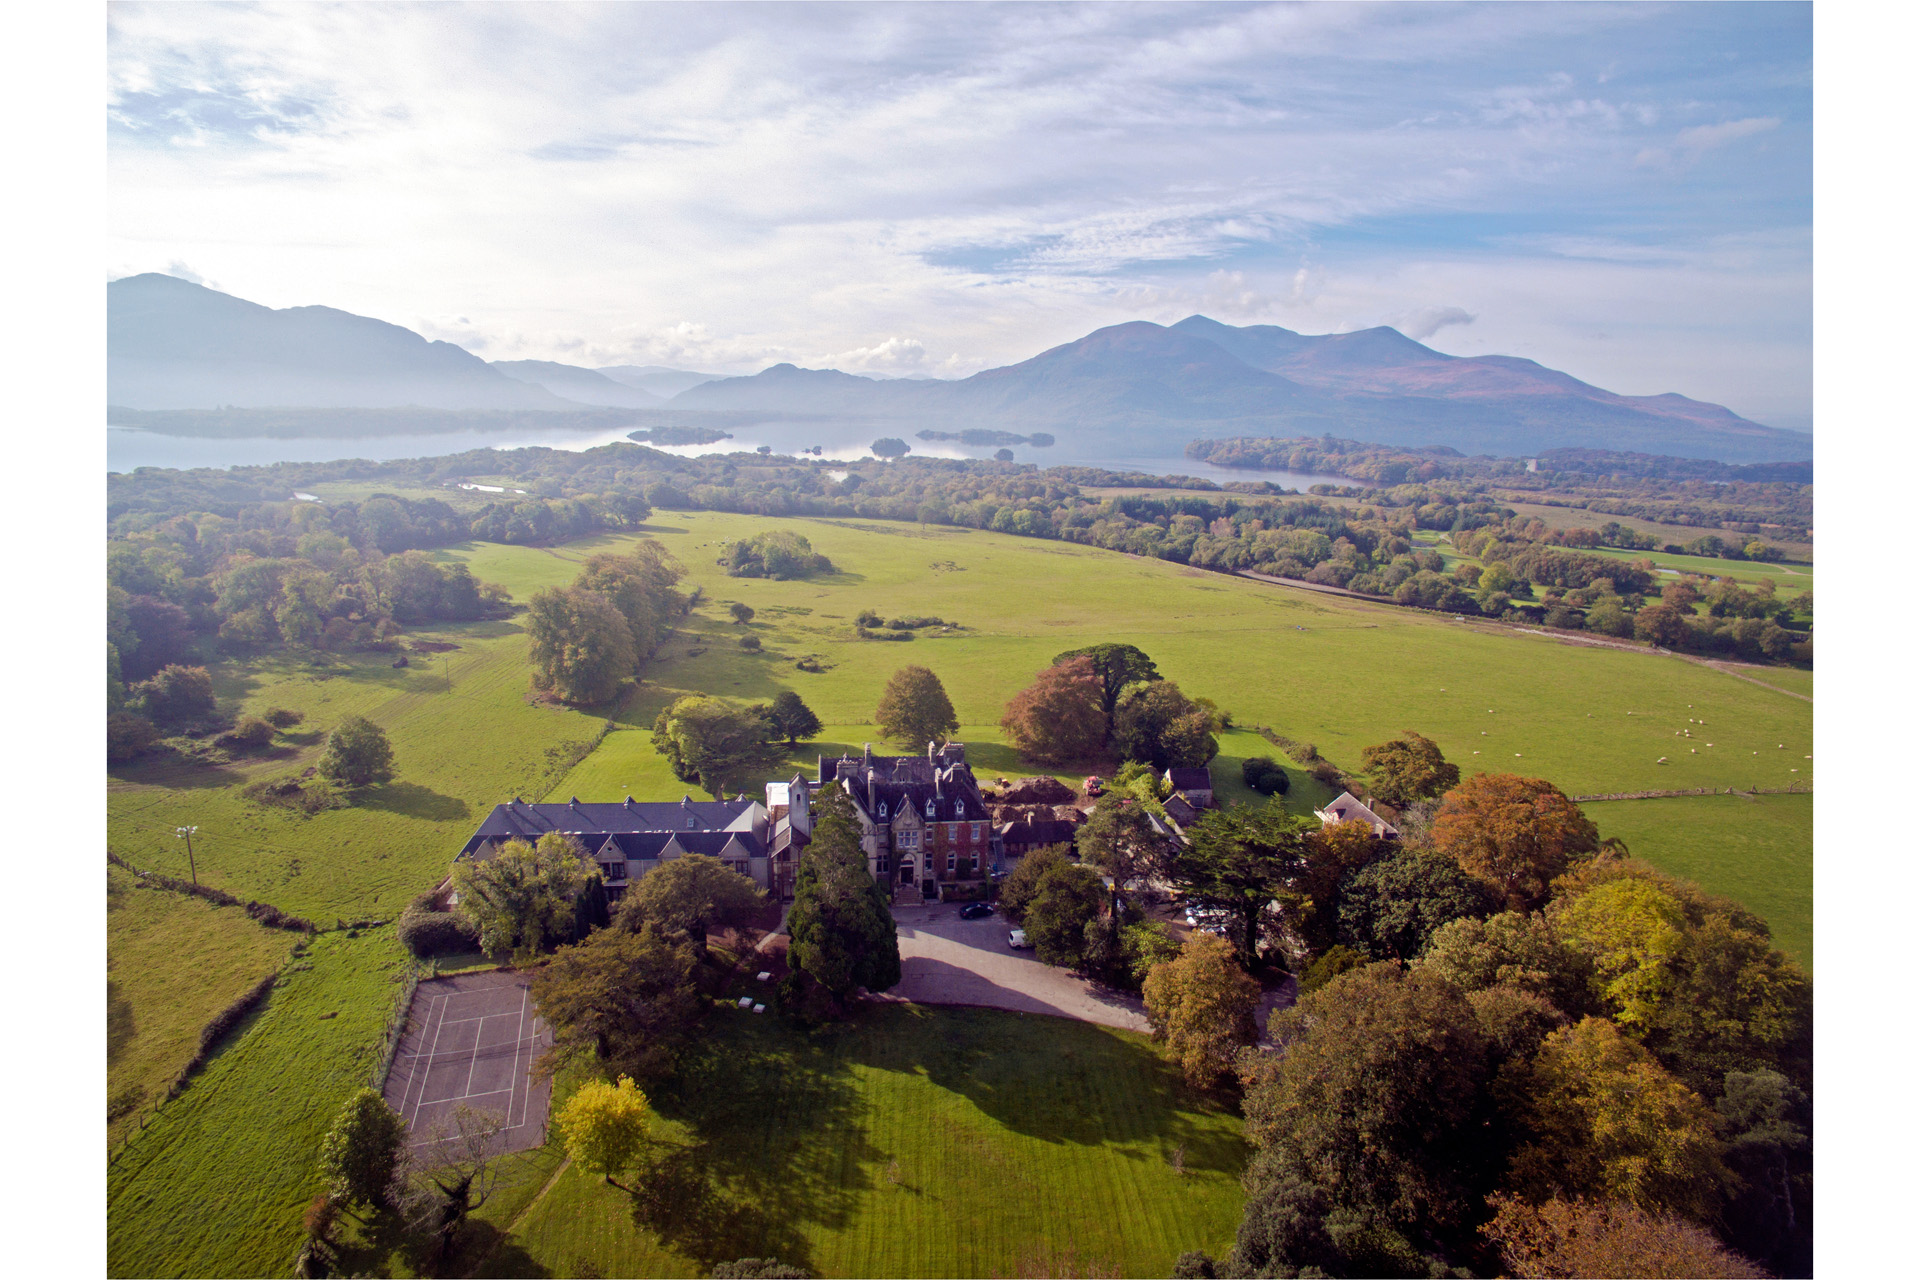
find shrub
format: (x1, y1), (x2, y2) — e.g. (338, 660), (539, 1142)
(1240, 756), (1290, 795)
(221, 715), (277, 750)
(264, 707), (305, 728)
(136, 663), (216, 725)
(738, 634), (763, 651)
(855, 608), (883, 627)
(107, 712), (159, 764)
(398, 906), (481, 958)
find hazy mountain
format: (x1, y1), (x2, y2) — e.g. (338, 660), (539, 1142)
(671, 317), (1809, 463)
(596, 365), (723, 398)
(491, 359), (663, 408)
(108, 274), (578, 411)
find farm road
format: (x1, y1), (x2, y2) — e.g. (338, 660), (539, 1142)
(886, 905), (1149, 1032)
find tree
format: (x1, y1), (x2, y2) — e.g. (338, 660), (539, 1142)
(1430, 774), (1600, 911)
(1416, 910), (1596, 1019)
(1173, 802), (1309, 968)
(530, 923), (703, 1077)
(1141, 932), (1261, 1086)
(617, 853), (766, 951)
(1000, 657), (1106, 763)
(1022, 861), (1107, 969)
(787, 788), (900, 1000)
(1051, 643), (1159, 727)
(1482, 1195), (1768, 1280)
(1338, 847), (1499, 961)
(316, 1087), (407, 1210)
(526, 585), (637, 705)
(873, 664), (959, 749)
(1716, 1069), (1812, 1275)
(452, 834), (598, 955)
(317, 715), (396, 788)
(651, 695), (780, 796)
(870, 437), (910, 458)
(1113, 679), (1218, 771)
(575, 541), (686, 660)
(1360, 731), (1460, 810)
(1633, 602), (1694, 649)
(1232, 963), (1491, 1278)
(1295, 818), (1389, 953)
(761, 689), (822, 746)
(555, 1075), (653, 1188)
(1506, 1017), (1734, 1223)
(725, 531), (834, 579)
(1240, 756), (1289, 795)
(1550, 877), (1688, 1032)
(107, 712), (159, 764)
(997, 843), (1070, 924)
(406, 1104), (507, 1270)
(134, 663), (215, 725)
(1120, 920), (1182, 985)
(728, 601), (756, 625)
(1075, 796), (1173, 920)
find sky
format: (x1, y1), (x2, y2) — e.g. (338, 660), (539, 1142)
(107, 1), (1812, 430)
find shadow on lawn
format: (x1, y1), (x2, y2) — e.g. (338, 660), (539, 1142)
(359, 781), (472, 823)
(631, 1031), (881, 1271)
(838, 1003), (1245, 1176)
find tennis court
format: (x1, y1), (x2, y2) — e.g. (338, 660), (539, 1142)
(381, 970), (554, 1156)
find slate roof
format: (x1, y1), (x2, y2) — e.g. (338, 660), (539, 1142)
(997, 818), (1080, 850)
(1165, 767), (1214, 794)
(1313, 791), (1400, 838)
(820, 745), (991, 826)
(458, 796), (761, 858)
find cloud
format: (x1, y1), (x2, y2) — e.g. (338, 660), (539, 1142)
(164, 259), (216, 288)
(821, 336), (930, 374)
(1395, 305), (1477, 340)
(1636, 115), (1780, 168)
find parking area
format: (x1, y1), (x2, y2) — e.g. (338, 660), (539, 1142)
(887, 903), (1149, 1032)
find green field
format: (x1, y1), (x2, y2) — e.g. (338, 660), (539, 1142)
(468, 1002), (1245, 1279)
(1585, 543), (1815, 595)
(107, 865), (300, 1149)
(1590, 792), (1813, 969)
(107, 930), (412, 1277)
(106, 508), (1812, 1274)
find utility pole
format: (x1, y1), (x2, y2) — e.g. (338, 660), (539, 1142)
(175, 826), (199, 885)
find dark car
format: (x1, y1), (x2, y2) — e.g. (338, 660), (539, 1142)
(959, 902), (995, 920)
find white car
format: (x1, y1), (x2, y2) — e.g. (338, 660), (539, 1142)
(1008, 928), (1031, 949)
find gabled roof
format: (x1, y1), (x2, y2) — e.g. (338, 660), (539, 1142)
(822, 746), (990, 826)
(1163, 794), (1201, 829)
(1165, 767), (1214, 792)
(1313, 791), (1399, 838)
(996, 818), (1079, 848)
(459, 796), (762, 858)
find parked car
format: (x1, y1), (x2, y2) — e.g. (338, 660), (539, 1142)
(1084, 775), (1105, 797)
(959, 902), (994, 920)
(1008, 928), (1031, 949)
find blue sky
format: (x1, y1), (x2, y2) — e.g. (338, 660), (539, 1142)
(107, 1), (1812, 428)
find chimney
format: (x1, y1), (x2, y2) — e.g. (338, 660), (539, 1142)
(681, 795), (692, 807)
(928, 740), (937, 763)
(863, 742), (872, 767)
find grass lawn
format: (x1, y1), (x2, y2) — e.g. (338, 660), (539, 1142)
(107, 929), (413, 1278)
(107, 865), (300, 1149)
(1583, 544), (1815, 595)
(1590, 792), (1813, 970)
(483, 1001), (1246, 1279)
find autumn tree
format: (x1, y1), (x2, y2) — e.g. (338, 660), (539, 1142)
(1141, 932), (1261, 1086)
(787, 787), (900, 1000)
(1173, 801), (1309, 968)
(1022, 860), (1107, 969)
(1233, 963), (1492, 1278)
(616, 853), (765, 952)
(651, 695), (780, 796)
(452, 833), (598, 955)
(317, 715), (395, 788)
(526, 585), (637, 705)
(873, 664), (959, 748)
(530, 923), (703, 1078)
(1000, 656), (1106, 763)
(1113, 679), (1218, 771)
(316, 1087), (408, 1210)
(1337, 847), (1499, 961)
(1052, 643), (1160, 727)
(761, 689), (822, 746)
(1075, 795), (1173, 921)
(1417, 910), (1596, 1019)
(1430, 774), (1600, 911)
(555, 1075), (654, 1189)
(575, 540), (686, 661)
(1482, 1195), (1768, 1280)
(1505, 1017), (1734, 1223)
(1360, 731), (1460, 810)
(1295, 818), (1390, 954)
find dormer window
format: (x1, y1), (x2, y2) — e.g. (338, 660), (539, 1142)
(879, 801), (888, 818)
(925, 800), (936, 817)
(687, 817), (696, 829)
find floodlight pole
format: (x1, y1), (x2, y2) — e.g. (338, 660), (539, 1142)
(175, 825), (199, 885)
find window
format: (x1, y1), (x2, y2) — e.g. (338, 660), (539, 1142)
(926, 800), (936, 817)
(607, 862), (626, 880)
(946, 852), (957, 872)
(948, 823), (959, 842)
(971, 822), (983, 840)
(877, 856), (890, 875)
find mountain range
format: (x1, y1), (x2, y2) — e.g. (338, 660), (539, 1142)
(107, 273), (1809, 463)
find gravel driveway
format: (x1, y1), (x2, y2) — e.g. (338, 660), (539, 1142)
(885, 904), (1150, 1032)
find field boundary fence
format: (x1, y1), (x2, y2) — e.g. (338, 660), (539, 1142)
(1572, 783), (1811, 802)
(370, 959), (425, 1091)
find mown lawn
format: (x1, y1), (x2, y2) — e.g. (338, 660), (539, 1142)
(1584, 543), (1816, 595)
(482, 1002), (1245, 1279)
(1590, 792), (1813, 970)
(107, 929), (412, 1278)
(107, 864), (299, 1149)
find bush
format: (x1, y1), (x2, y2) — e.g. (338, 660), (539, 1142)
(221, 715), (277, 750)
(107, 712), (159, 764)
(1240, 756), (1290, 795)
(738, 634), (763, 651)
(264, 707), (305, 728)
(855, 608), (883, 627)
(398, 905), (481, 958)
(136, 664), (216, 725)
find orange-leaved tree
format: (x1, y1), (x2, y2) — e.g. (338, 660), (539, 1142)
(1430, 774), (1599, 911)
